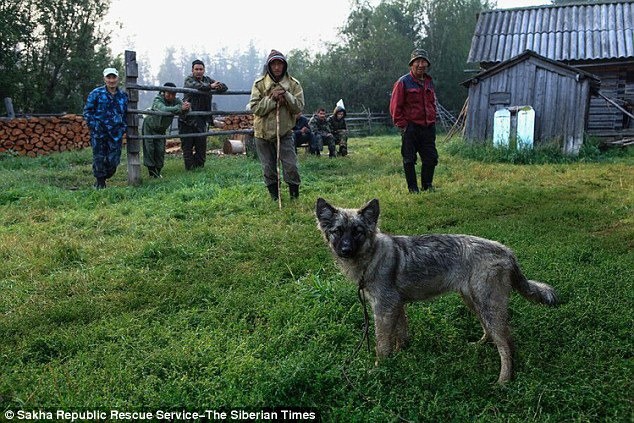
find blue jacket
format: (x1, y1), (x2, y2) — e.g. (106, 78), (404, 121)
(83, 86), (129, 141)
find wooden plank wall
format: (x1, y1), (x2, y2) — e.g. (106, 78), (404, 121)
(584, 65), (634, 135)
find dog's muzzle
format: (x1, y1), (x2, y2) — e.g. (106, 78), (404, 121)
(337, 237), (354, 258)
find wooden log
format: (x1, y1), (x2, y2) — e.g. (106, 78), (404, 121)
(223, 139), (245, 154)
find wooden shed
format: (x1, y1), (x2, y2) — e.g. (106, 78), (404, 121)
(461, 50), (600, 154)
(466, 0), (634, 142)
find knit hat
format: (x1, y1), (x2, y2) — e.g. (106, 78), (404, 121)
(160, 82), (176, 94)
(408, 48), (431, 67)
(266, 49), (288, 82)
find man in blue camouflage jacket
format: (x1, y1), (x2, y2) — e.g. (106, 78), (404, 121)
(83, 67), (129, 189)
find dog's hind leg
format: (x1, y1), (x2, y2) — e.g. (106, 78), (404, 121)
(492, 329), (514, 384)
(469, 274), (515, 383)
(461, 293), (491, 344)
(474, 301), (514, 383)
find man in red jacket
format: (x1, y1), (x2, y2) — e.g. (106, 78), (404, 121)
(389, 49), (438, 193)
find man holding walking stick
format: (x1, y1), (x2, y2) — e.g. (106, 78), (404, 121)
(248, 49), (304, 202)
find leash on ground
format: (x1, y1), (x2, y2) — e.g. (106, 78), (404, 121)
(341, 282), (413, 423)
(275, 102), (282, 210)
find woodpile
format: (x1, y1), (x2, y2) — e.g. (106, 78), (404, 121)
(0, 115), (90, 157)
(220, 114), (253, 130)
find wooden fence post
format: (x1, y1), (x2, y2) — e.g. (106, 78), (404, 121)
(125, 50), (141, 185)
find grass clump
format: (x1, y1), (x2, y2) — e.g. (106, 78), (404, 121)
(446, 136), (632, 164)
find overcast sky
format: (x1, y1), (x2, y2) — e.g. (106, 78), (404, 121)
(106, 0), (550, 74)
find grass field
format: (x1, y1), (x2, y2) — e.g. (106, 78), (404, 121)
(0, 136), (632, 422)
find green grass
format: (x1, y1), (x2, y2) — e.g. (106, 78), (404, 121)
(0, 137), (632, 421)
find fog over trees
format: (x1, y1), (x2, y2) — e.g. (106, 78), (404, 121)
(7, 0), (597, 116)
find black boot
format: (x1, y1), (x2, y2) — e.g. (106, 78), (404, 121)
(148, 166), (157, 178)
(421, 165), (436, 192)
(339, 146), (347, 157)
(94, 177), (106, 189)
(403, 163), (419, 193)
(266, 183), (279, 200)
(289, 184), (299, 200)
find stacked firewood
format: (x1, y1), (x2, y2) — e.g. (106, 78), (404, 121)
(220, 114), (253, 130)
(0, 115), (90, 157)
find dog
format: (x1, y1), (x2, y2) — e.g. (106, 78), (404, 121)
(315, 197), (558, 383)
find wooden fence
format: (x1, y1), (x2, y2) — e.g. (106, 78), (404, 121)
(124, 50), (255, 185)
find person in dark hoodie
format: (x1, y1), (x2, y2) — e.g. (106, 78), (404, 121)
(292, 112), (313, 152)
(248, 50), (304, 201)
(327, 104), (348, 156)
(178, 59), (228, 170)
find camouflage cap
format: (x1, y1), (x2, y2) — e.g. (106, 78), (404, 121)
(409, 48), (431, 67)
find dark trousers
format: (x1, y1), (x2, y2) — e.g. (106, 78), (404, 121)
(401, 123), (438, 189)
(255, 134), (301, 187)
(91, 135), (122, 179)
(178, 121), (207, 170)
(293, 131), (313, 150)
(314, 132), (336, 156)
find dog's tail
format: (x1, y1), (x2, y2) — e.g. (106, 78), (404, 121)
(511, 263), (558, 306)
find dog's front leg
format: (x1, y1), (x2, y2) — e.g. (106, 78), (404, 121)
(394, 304), (410, 350)
(372, 303), (400, 364)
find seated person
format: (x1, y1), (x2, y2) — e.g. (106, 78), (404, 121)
(327, 105), (348, 156)
(308, 108), (336, 157)
(292, 112), (313, 152)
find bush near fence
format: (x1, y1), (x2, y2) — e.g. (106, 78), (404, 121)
(0, 115), (90, 157)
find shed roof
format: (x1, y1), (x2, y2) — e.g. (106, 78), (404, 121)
(461, 50), (601, 89)
(467, 0), (634, 64)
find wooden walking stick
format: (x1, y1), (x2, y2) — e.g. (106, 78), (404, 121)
(275, 102), (282, 210)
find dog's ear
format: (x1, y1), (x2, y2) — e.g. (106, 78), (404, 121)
(315, 198), (337, 225)
(359, 198), (380, 228)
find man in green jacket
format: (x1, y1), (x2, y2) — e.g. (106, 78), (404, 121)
(142, 82), (190, 178)
(248, 50), (304, 200)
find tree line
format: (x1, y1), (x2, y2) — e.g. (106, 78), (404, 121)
(0, 0), (116, 114)
(4, 0), (595, 117)
(134, 0), (494, 115)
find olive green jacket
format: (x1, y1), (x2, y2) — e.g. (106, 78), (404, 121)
(143, 93), (187, 134)
(248, 73), (304, 141)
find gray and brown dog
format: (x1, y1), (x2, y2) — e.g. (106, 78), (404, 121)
(316, 197), (558, 383)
